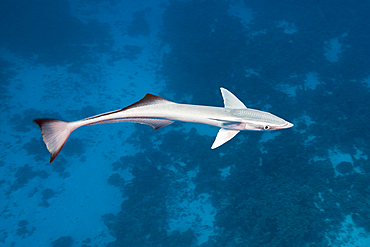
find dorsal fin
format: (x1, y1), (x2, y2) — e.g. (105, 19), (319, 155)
(220, 88), (247, 109)
(122, 93), (173, 111)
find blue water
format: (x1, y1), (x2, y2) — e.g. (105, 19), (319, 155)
(1, 0), (370, 246)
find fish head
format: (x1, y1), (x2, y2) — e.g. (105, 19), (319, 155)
(242, 119), (293, 131)
(231, 109), (294, 131)
(258, 120), (294, 131)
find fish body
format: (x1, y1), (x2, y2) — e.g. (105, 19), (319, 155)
(34, 88), (293, 162)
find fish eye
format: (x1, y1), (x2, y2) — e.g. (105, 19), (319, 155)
(263, 125), (270, 130)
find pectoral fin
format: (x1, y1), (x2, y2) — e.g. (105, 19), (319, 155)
(211, 128), (240, 149)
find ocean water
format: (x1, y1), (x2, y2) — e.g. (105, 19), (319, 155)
(1, 0), (370, 246)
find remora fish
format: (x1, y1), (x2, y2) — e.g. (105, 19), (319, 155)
(34, 88), (293, 163)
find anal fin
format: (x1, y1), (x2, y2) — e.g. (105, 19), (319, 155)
(121, 118), (174, 130)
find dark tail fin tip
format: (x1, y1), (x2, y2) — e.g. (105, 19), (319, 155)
(33, 119), (71, 163)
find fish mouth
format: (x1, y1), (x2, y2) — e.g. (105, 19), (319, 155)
(268, 122), (294, 130)
(284, 122), (294, 128)
(275, 122), (294, 129)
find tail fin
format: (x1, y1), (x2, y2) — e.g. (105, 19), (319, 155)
(33, 119), (73, 163)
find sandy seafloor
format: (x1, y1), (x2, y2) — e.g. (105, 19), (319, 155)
(1, 0), (370, 246)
